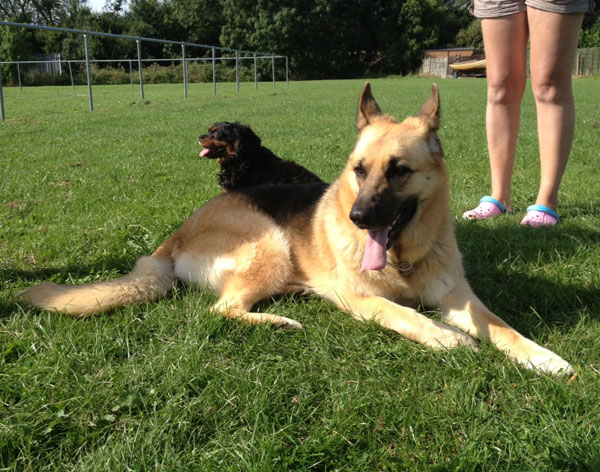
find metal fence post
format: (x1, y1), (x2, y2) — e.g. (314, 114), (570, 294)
(286, 56), (289, 89)
(254, 53), (258, 90)
(212, 48), (216, 96)
(136, 39), (144, 100)
(68, 61), (75, 91)
(129, 60), (133, 91)
(17, 62), (22, 92)
(235, 52), (239, 94)
(181, 44), (188, 99)
(83, 33), (94, 112)
(272, 55), (275, 89)
(0, 66), (5, 121)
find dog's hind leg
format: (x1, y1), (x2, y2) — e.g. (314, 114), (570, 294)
(211, 279), (303, 330)
(283, 283), (312, 295)
(172, 193), (303, 329)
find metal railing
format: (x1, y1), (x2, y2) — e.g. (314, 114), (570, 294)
(0, 20), (290, 121)
(421, 47), (600, 79)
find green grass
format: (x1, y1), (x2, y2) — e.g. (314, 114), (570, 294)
(1, 77), (600, 471)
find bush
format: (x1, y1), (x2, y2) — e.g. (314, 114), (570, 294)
(1, 61), (275, 87)
(187, 61), (219, 82)
(188, 61), (240, 83)
(143, 63), (183, 84)
(91, 65), (131, 85)
(20, 71), (73, 87)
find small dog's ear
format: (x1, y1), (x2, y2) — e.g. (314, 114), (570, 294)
(416, 83), (440, 132)
(234, 123), (262, 155)
(356, 82), (383, 132)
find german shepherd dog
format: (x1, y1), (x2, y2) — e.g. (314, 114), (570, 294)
(199, 121), (323, 191)
(21, 84), (573, 375)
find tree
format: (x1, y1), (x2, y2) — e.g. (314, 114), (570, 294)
(219, 0), (384, 79)
(455, 19), (483, 49)
(0, 0), (34, 22)
(0, 0), (91, 25)
(219, 0), (315, 77)
(1, 0), (480, 80)
(125, 0), (183, 58)
(377, 0), (472, 75)
(0, 24), (36, 83)
(170, 0), (223, 50)
(580, 4), (600, 47)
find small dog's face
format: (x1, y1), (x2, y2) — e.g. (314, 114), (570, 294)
(199, 122), (237, 164)
(198, 121), (262, 165)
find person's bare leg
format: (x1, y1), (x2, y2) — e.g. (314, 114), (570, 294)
(528, 7), (583, 214)
(483, 12), (529, 213)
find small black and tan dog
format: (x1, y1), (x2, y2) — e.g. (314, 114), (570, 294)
(199, 121), (323, 191)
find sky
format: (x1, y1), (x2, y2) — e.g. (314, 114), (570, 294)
(86, 0), (106, 12)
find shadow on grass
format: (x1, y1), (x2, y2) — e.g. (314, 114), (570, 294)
(1, 254), (136, 283)
(0, 255), (138, 319)
(457, 221), (600, 333)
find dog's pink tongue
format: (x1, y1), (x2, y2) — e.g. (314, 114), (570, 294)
(360, 228), (389, 272)
(199, 148), (210, 157)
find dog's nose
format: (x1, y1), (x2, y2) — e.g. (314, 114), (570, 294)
(349, 206), (372, 229)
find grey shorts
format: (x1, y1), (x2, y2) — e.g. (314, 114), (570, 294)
(470, 0), (595, 17)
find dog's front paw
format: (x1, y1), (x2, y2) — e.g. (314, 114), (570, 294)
(522, 345), (574, 376)
(425, 323), (478, 350)
(277, 316), (304, 330)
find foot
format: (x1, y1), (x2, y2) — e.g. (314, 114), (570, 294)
(422, 320), (479, 350)
(520, 204), (559, 227)
(463, 196), (508, 220)
(515, 337), (574, 376)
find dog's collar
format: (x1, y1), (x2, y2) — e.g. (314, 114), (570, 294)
(391, 261), (413, 275)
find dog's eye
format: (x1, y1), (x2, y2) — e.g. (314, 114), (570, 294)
(389, 163), (412, 177)
(354, 165), (366, 179)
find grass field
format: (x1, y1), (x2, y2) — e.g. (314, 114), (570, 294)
(1, 77), (600, 471)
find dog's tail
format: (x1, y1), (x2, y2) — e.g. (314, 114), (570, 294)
(20, 256), (175, 316)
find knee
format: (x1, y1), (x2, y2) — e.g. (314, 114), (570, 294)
(531, 79), (572, 105)
(487, 79), (525, 106)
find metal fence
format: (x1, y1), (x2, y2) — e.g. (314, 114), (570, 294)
(421, 47), (600, 79)
(30, 53), (63, 76)
(0, 20), (289, 121)
(420, 54), (485, 79)
(574, 47), (600, 76)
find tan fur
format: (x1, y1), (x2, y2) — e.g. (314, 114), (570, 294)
(20, 257), (174, 316)
(21, 83), (573, 375)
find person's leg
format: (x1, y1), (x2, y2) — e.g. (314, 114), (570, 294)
(485, 12), (529, 213)
(463, 12), (528, 219)
(525, 7), (583, 223)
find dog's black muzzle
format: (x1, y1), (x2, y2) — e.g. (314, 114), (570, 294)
(349, 205), (378, 230)
(386, 197), (418, 249)
(349, 196), (418, 249)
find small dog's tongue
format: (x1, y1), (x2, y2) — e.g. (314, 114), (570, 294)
(360, 227), (389, 272)
(199, 148), (210, 157)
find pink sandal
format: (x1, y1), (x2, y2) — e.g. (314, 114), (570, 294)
(462, 196), (507, 220)
(520, 205), (559, 227)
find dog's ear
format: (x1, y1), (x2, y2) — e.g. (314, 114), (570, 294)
(356, 82), (383, 132)
(415, 84), (443, 159)
(233, 123), (262, 156)
(416, 83), (440, 132)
